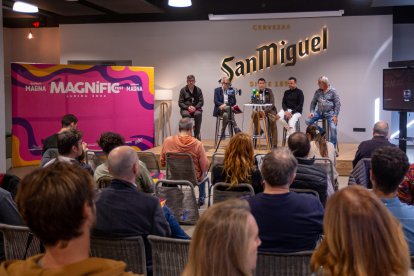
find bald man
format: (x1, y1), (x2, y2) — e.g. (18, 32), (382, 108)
(94, 146), (170, 265)
(352, 121), (396, 167)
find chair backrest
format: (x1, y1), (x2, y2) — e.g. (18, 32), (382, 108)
(212, 182), (255, 205)
(313, 157), (336, 192)
(348, 158), (372, 188)
(90, 235), (147, 275)
(0, 223), (42, 260)
(290, 188), (320, 201)
(137, 151), (161, 174)
(96, 175), (113, 189)
(155, 179), (199, 225)
(254, 154), (266, 172)
(40, 148), (59, 167)
(166, 152), (198, 186)
(85, 150), (106, 171)
(148, 235), (190, 276)
(255, 250), (313, 276)
(210, 152), (224, 171)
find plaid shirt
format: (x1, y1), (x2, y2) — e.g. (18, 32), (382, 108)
(398, 164), (414, 205)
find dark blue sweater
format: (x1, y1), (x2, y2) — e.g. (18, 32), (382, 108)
(247, 192), (323, 253)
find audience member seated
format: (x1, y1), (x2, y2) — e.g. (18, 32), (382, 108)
(0, 187), (24, 261)
(44, 129), (93, 175)
(398, 164), (414, 205)
(311, 185), (411, 275)
(94, 146), (171, 269)
(182, 199), (260, 276)
(288, 132), (329, 205)
(0, 162), (138, 275)
(306, 125), (338, 183)
(94, 132), (153, 193)
(211, 133), (263, 194)
(371, 146), (414, 255)
(352, 120), (395, 167)
(247, 148), (323, 253)
(0, 173), (20, 199)
(160, 118), (209, 206)
(42, 113), (78, 155)
(94, 132), (189, 239)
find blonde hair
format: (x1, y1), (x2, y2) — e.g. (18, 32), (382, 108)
(223, 133), (255, 188)
(182, 199), (253, 276)
(310, 185), (410, 276)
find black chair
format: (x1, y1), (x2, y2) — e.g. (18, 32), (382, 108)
(165, 152), (210, 205)
(137, 151), (161, 174)
(90, 235), (147, 275)
(0, 224), (42, 260)
(40, 148), (58, 167)
(155, 179), (199, 225)
(348, 158), (372, 188)
(148, 235), (190, 276)
(211, 182), (255, 205)
(255, 250), (314, 276)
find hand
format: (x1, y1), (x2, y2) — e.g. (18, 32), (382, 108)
(308, 113), (314, 119)
(188, 106), (196, 113)
(82, 142), (88, 151)
(219, 104), (227, 110)
(332, 116), (338, 125)
(284, 111), (292, 119)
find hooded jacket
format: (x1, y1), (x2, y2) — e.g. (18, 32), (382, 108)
(160, 134), (209, 181)
(0, 254), (140, 276)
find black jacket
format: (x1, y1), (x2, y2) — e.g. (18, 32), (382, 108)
(178, 85), (204, 111)
(291, 157), (328, 205)
(352, 136), (395, 167)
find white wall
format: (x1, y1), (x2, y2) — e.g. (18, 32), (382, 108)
(60, 15), (393, 143)
(3, 27), (60, 133)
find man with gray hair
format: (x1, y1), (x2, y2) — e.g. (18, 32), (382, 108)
(352, 120), (395, 167)
(306, 76), (341, 148)
(179, 74), (204, 140)
(94, 145), (170, 242)
(160, 118), (209, 206)
(246, 147), (323, 252)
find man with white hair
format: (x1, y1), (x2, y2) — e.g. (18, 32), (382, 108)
(305, 76), (341, 148)
(352, 120), (395, 167)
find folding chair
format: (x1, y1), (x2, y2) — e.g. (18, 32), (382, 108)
(255, 250), (314, 276)
(211, 182), (255, 205)
(0, 224), (42, 260)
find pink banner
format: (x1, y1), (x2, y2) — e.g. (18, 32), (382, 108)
(12, 63), (154, 167)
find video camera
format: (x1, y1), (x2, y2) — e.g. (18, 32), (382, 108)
(218, 78), (242, 96)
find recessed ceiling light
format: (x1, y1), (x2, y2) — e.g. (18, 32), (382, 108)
(13, 1), (39, 13)
(168, 0), (192, 8)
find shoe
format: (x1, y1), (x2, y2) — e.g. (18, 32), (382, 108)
(198, 198), (205, 207)
(234, 126), (242, 134)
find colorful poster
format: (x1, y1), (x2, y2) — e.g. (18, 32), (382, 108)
(11, 63), (154, 167)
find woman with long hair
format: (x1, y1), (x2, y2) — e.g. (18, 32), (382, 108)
(182, 199), (261, 276)
(311, 185), (411, 276)
(211, 132), (263, 193)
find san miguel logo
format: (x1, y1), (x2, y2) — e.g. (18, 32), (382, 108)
(221, 26), (328, 81)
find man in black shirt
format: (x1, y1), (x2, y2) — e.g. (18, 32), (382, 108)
(178, 75), (204, 140)
(42, 114), (78, 155)
(277, 77), (304, 138)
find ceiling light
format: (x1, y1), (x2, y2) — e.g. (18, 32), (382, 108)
(27, 30), (33, 39)
(13, 1), (39, 13)
(208, 10), (344, 21)
(168, 0), (192, 8)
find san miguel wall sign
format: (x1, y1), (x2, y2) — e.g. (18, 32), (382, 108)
(221, 26), (328, 81)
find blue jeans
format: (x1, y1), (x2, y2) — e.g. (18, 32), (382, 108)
(305, 111), (337, 147)
(162, 205), (190, 240)
(199, 181), (206, 200)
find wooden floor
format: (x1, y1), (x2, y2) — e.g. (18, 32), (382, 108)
(147, 139), (358, 176)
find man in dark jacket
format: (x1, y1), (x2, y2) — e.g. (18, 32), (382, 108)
(288, 132), (328, 205)
(213, 77), (241, 138)
(179, 75), (204, 140)
(252, 78), (278, 148)
(352, 121), (395, 167)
